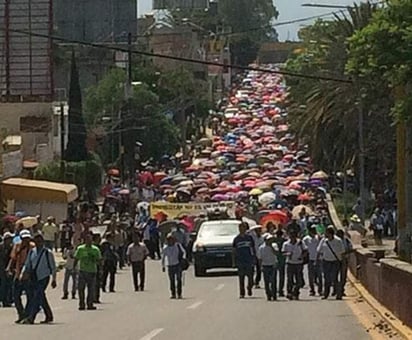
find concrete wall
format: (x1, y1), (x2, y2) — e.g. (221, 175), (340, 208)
(0, 102), (54, 161)
(0, 102), (52, 133)
(348, 249), (412, 328)
(328, 195), (412, 328)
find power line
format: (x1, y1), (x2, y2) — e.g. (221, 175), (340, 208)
(219, 12), (337, 37)
(2, 28), (352, 84)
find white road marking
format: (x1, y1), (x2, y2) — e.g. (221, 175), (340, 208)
(140, 328), (164, 340)
(187, 301), (203, 310)
(215, 284), (225, 291)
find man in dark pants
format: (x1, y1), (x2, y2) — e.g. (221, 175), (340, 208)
(258, 234), (279, 301)
(282, 230), (307, 300)
(127, 233), (149, 291)
(303, 227), (322, 296)
(317, 226), (345, 300)
(92, 234), (102, 303)
(336, 229), (353, 296)
(20, 232), (57, 324)
(162, 234), (186, 299)
(74, 232), (102, 310)
(0, 232), (14, 307)
(274, 229), (286, 297)
(101, 235), (118, 293)
(7, 230), (34, 323)
(232, 222), (255, 298)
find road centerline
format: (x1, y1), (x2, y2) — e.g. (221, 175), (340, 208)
(140, 328), (164, 340)
(187, 301), (203, 310)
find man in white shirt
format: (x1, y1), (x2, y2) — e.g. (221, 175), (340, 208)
(258, 234), (279, 301)
(317, 226), (345, 300)
(161, 234), (186, 299)
(127, 233), (149, 291)
(303, 226), (322, 296)
(282, 230), (307, 300)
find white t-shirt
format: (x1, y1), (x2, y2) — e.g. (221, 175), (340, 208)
(302, 235), (320, 261)
(317, 236), (345, 262)
(282, 240), (307, 264)
(258, 243), (279, 266)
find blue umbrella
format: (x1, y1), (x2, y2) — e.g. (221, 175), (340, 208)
(160, 176), (173, 185)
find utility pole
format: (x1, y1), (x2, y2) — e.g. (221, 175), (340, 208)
(60, 102), (65, 181)
(120, 32), (133, 185)
(357, 88), (366, 222)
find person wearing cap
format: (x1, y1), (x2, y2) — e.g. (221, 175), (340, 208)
(282, 230), (307, 300)
(42, 216), (59, 251)
(74, 232), (102, 310)
(0, 231), (14, 307)
(317, 226), (345, 300)
(20, 231), (57, 324)
(7, 229), (35, 323)
(257, 234), (279, 301)
(161, 234), (186, 299)
(349, 214), (366, 237)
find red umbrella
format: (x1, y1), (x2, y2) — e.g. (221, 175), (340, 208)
(260, 210), (289, 226)
(298, 193), (312, 201)
(107, 168), (120, 176)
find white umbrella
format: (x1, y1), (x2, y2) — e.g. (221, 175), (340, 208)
(292, 205), (314, 218)
(311, 170), (328, 180)
(258, 192), (277, 207)
(16, 216), (38, 228)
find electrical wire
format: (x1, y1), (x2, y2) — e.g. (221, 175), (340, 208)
(2, 27), (353, 83)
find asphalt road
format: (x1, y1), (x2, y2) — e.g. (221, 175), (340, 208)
(0, 261), (371, 340)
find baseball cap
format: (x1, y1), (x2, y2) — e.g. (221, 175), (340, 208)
(3, 231), (14, 239)
(20, 229), (32, 239)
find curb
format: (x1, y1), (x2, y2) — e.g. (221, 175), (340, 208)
(348, 272), (412, 339)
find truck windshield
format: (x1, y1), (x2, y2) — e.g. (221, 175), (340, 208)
(199, 223), (239, 238)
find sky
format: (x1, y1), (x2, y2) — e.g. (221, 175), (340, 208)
(137, 0), (363, 41)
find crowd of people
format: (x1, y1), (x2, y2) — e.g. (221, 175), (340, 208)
(0, 65), (363, 324)
(232, 220), (353, 301)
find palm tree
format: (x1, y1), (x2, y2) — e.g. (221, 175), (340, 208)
(286, 2), (395, 190)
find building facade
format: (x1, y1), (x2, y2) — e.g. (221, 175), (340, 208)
(54, 0), (137, 42)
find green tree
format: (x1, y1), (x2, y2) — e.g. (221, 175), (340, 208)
(285, 2), (395, 190)
(347, 0), (412, 118)
(65, 52), (88, 161)
(166, 0), (278, 65)
(84, 68), (181, 166)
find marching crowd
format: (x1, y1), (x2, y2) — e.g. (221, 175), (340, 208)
(233, 219), (353, 301)
(0, 65), (361, 326)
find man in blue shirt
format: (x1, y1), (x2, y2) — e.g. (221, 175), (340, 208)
(20, 232), (57, 324)
(232, 222), (255, 298)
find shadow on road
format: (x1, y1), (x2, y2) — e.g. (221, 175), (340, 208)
(200, 270), (238, 278)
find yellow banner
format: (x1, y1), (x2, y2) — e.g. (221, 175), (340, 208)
(150, 201), (236, 219)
